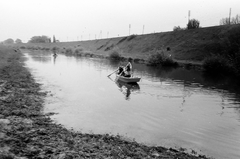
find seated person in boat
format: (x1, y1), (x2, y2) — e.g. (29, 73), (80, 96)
(117, 62), (132, 77)
(117, 66), (125, 76)
(123, 64), (131, 77)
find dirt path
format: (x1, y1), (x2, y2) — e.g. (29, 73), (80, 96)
(0, 46), (210, 159)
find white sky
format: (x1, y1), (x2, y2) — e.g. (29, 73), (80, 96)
(0, 0), (239, 42)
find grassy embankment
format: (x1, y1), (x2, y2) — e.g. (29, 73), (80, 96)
(0, 45), (210, 159)
(15, 24), (239, 67)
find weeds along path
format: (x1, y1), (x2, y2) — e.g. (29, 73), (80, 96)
(0, 46), (209, 159)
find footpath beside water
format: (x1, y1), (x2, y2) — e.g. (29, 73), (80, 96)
(0, 45), (210, 158)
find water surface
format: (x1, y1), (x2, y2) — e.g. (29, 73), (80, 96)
(25, 51), (240, 159)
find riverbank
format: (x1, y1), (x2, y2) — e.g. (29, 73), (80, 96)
(14, 24), (240, 68)
(0, 46), (211, 158)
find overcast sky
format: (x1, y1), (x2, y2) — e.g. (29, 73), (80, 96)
(0, 0), (239, 42)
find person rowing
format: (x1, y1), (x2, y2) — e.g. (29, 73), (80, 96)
(117, 66), (125, 76)
(123, 62), (132, 77)
(117, 62), (132, 77)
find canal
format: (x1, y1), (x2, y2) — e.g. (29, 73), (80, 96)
(24, 51), (240, 159)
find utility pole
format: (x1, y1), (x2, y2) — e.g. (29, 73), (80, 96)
(99, 30), (102, 39)
(229, 8), (231, 24)
(188, 10), (191, 23)
(142, 25), (145, 35)
(129, 24), (131, 35)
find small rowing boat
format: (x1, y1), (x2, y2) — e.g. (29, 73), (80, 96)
(116, 75), (141, 83)
(108, 62), (141, 83)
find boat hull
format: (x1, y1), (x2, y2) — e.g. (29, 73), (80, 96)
(116, 75), (141, 83)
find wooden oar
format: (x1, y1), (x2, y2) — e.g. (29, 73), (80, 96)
(107, 69), (119, 77)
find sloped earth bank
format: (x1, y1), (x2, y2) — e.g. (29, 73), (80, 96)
(0, 47), (210, 159)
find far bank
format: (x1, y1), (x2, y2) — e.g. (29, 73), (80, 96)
(14, 24), (239, 62)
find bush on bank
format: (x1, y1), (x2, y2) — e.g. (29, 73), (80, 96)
(147, 50), (177, 66)
(203, 55), (232, 75)
(203, 25), (240, 77)
(109, 50), (122, 60)
(74, 48), (84, 55)
(65, 48), (73, 54)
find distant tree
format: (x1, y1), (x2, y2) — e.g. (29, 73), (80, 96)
(220, 17), (231, 25)
(173, 26), (185, 31)
(3, 38), (14, 44)
(28, 35), (51, 43)
(15, 39), (22, 44)
(220, 14), (240, 25)
(231, 14), (240, 24)
(187, 19), (200, 29)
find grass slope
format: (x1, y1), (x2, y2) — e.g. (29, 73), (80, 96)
(15, 24), (240, 65)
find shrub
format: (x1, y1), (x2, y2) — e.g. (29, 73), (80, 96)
(44, 47), (50, 51)
(225, 26), (240, 55)
(203, 56), (231, 75)
(187, 19), (200, 29)
(28, 35), (50, 43)
(74, 48), (83, 55)
(173, 26), (185, 31)
(128, 57), (133, 62)
(109, 50), (121, 60)
(52, 46), (60, 51)
(65, 48), (73, 54)
(147, 50), (177, 66)
(229, 50), (240, 76)
(162, 57), (178, 66)
(203, 25), (240, 77)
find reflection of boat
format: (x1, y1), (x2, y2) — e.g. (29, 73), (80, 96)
(116, 79), (140, 90)
(116, 75), (141, 83)
(115, 79), (140, 100)
(52, 53), (57, 65)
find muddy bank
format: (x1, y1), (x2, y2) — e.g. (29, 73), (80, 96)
(0, 46), (210, 158)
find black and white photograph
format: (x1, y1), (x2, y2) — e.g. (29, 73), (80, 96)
(1, 0), (240, 158)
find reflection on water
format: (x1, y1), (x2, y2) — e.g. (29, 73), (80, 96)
(24, 52), (240, 159)
(111, 77), (140, 100)
(53, 54), (57, 65)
